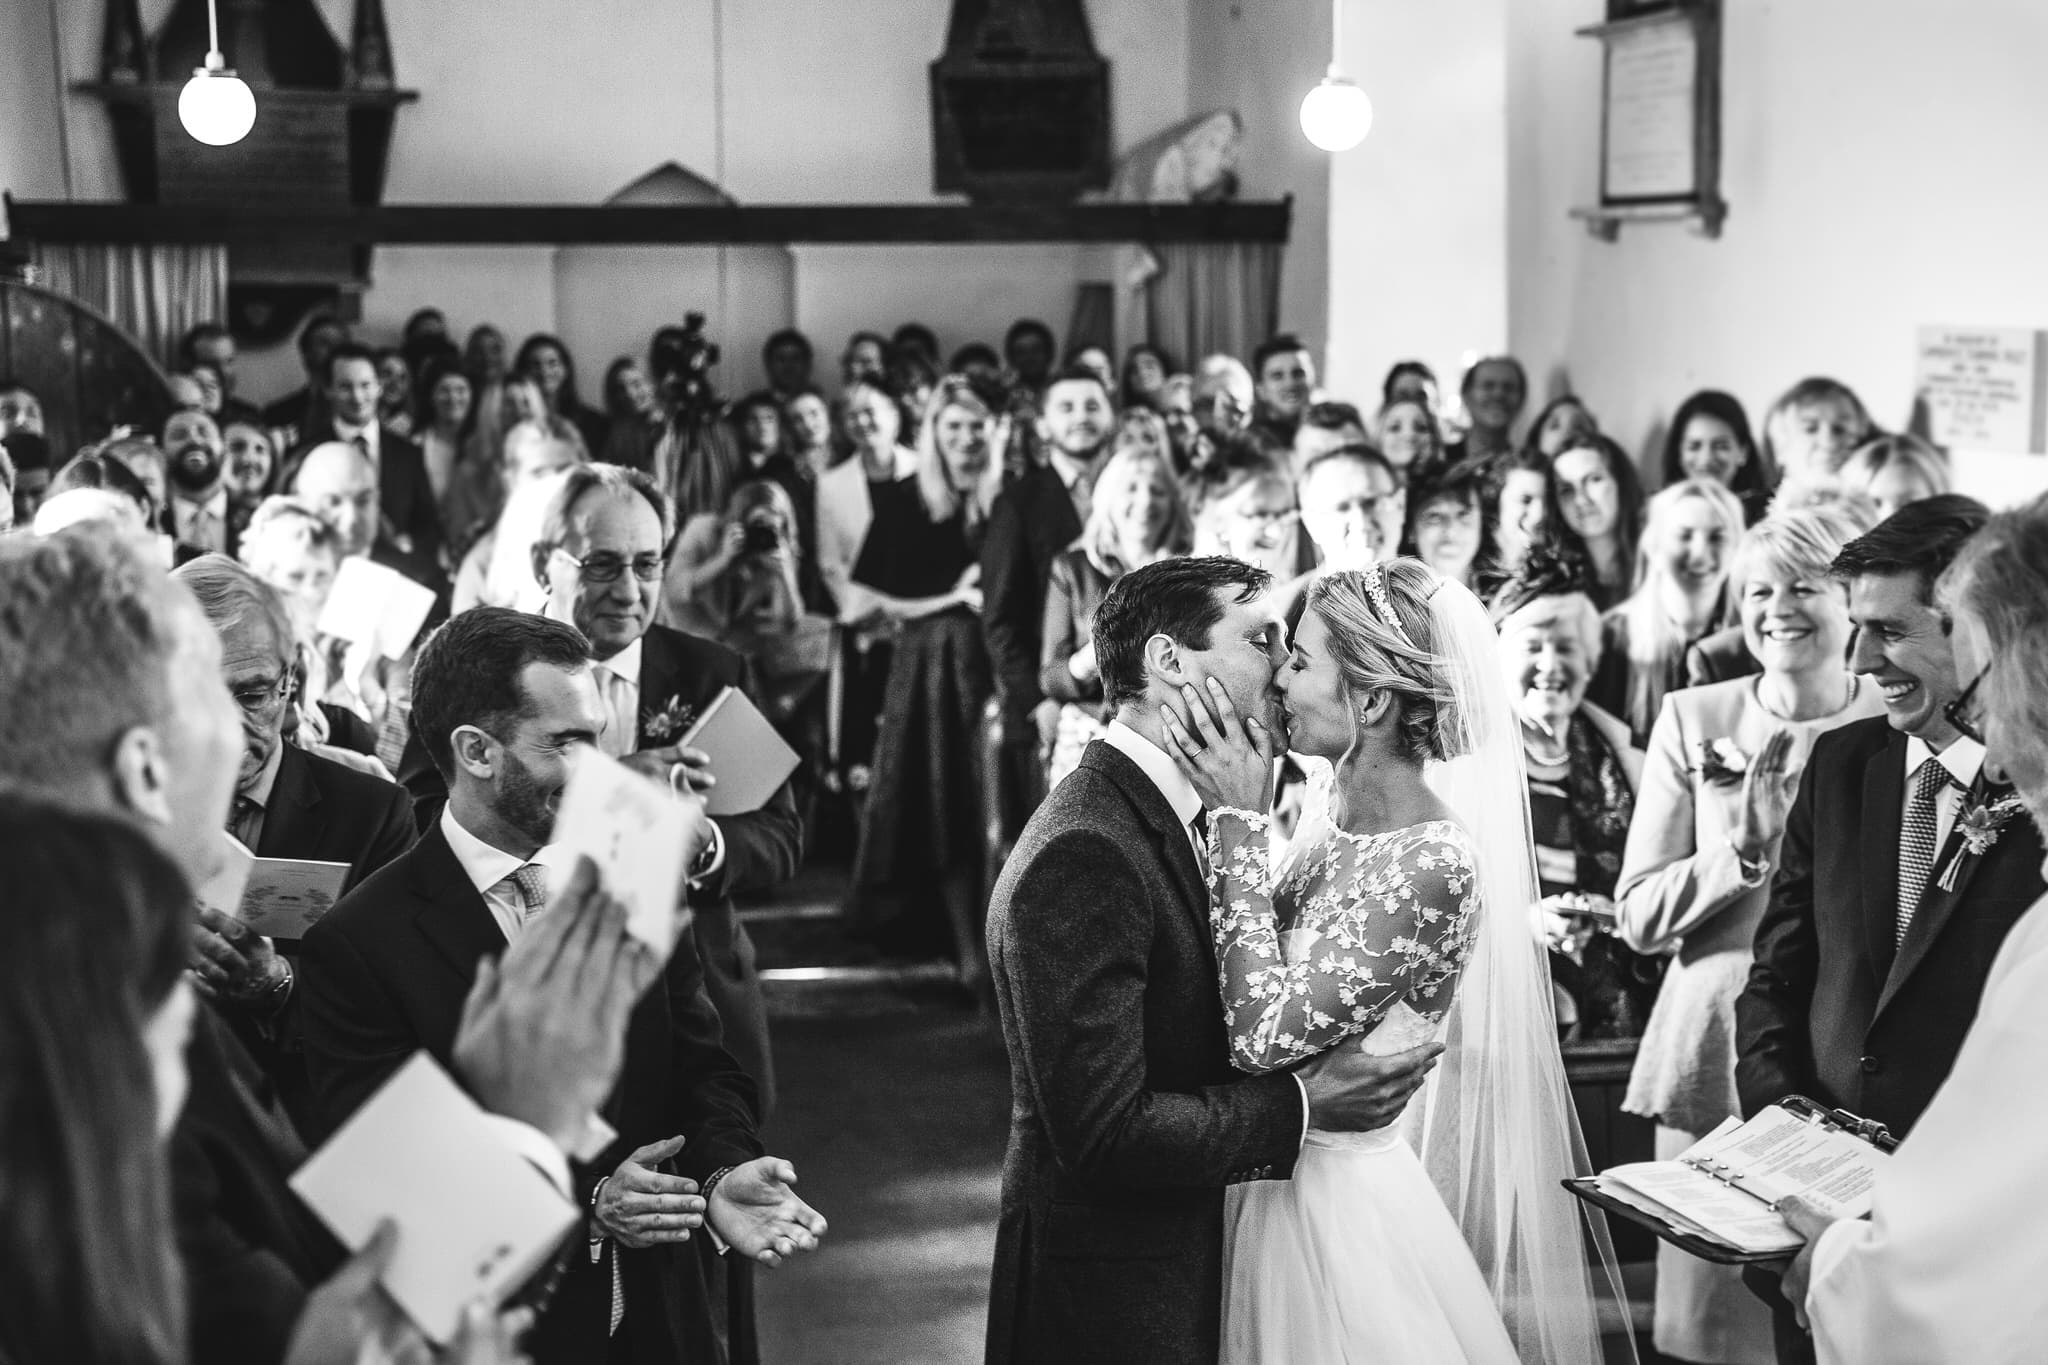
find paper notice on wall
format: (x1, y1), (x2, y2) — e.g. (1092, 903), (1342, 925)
(1914, 326), (2047, 454)
(1602, 16), (1698, 199)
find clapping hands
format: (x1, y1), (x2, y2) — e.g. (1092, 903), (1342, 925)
(707, 1157), (829, 1268)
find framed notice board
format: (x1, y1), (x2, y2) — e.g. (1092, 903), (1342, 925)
(1571, 2), (1725, 241)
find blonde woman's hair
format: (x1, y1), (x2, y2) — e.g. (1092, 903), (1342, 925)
(1730, 503), (1868, 590)
(1837, 432), (1952, 500)
(1614, 477), (1747, 734)
(914, 375), (1005, 526)
(1306, 559), (1463, 765)
(1079, 443), (1193, 575)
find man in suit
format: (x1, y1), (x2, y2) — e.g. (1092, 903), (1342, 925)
(982, 365), (1111, 831)
(0, 528), (653, 1365)
(985, 556), (1443, 1365)
(164, 407), (238, 557)
(285, 342), (444, 592)
(302, 607), (824, 1365)
(260, 311), (348, 448)
(1737, 496), (2044, 1360)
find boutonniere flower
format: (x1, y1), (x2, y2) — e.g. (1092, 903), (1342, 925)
(1936, 793), (2027, 889)
(1692, 738), (1750, 789)
(641, 694), (695, 744)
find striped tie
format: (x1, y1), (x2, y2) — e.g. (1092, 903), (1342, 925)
(1896, 761), (1957, 943)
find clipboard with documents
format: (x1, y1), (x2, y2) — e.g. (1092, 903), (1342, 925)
(1565, 1095), (1897, 1264)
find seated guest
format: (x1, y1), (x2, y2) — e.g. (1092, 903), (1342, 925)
(1291, 399), (1370, 475)
(1546, 432), (1647, 609)
(847, 375), (1004, 988)
(372, 347), (415, 439)
(516, 332), (608, 457)
(465, 323), (513, 475)
(1524, 393), (1599, 460)
(1374, 394), (1443, 475)
(46, 448), (158, 528)
(951, 341), (1003, 387)
(1445, 354), (1527, 464)
(1114, 405), (1172, 463)
(1381, 358), (1439, 412)
(1402, 455), (1499, 594)
(1063, 344), (1116, 398)
(1493, 555), (1647, 1042)
(889, 346), (940, 436)
(1191, 354), (1255, 453)
(238, 496), (380, 757)
(1835, 432), (1951, 521)
(843, 329), (890, 390)
(304, 605), (824, 1361)
(1589, 477), (1746, 746)
(1778, 493), (2048, 1363)
(452, 418), (587, 614)
(1760, 375), (1874, 484)
(1297, 444), (1404, 572)
(1156, 372), (1201, 475)
(1001, 318), (1056, 403)
(1247, 333), (1317, 454)
(1039, 443), (1191, 786)
(1615, 505), (1881, 1365)
(1664, 389), (1774, 525)
(101, 434), (172, 530)
(1119, 341), (1172, 411)
(1485, 446), (1551, 588)
(164, 407), (233, 556)
(599, 355), (665, 475)
(223, 419), (277, 540)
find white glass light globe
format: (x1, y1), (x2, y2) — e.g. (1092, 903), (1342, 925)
(1299, 76), (1373, 153)
(179, 66), (256, 147)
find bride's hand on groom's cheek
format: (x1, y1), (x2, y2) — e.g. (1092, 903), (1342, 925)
(1162, 678), (1274, 812)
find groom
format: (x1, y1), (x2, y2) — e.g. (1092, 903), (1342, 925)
(985, 556), (1444, 1365)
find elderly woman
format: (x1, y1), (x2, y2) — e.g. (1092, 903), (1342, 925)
(1039, 443), (1192, 786)
(1615, 504), (1885, 1365)
(1493, 553), (1650, 1039)
(1401, 456), (1498, 594)
(1590, 476), (1748, 746)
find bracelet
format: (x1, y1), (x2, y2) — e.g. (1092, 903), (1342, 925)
(1725, 834), (1770, 888)
(588, 1177), (610, 1249)
(700, 1165), (736, 1204)
(261, 955), (295, 1014)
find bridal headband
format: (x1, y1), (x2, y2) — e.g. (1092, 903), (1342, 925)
(1361, 562), (1419, 652)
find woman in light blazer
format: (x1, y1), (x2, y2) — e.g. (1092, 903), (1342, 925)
(1616, 504), (1882, 1365)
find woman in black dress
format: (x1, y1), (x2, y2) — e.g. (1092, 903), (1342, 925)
(845, 375), (1006, 989)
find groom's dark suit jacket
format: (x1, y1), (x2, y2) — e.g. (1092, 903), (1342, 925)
(985, 740), (1304, 1365)
(298, 822), (764, 1365)
(1737, 716), (2046, 1138)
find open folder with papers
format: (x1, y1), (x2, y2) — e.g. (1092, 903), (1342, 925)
(1566, 1096), (1896, 1263)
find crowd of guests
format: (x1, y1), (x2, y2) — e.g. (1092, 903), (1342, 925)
(0, 297), (2037, 1365)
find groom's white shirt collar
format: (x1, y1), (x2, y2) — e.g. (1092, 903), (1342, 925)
(1103, 717), (1204, 832)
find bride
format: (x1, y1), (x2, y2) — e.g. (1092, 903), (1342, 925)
(1160, 559), (1629, 1364)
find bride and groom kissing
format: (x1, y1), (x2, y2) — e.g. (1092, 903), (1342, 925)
(985, 555), (1623, 1365)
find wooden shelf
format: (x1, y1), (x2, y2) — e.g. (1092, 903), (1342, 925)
(3, 197), (1293, 247)
(1570, 199), (1726, 241)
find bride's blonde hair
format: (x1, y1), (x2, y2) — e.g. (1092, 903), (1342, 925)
(1306, 559), (1465, 764)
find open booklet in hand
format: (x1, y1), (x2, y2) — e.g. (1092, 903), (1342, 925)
(194, 831), (351, 942)
(289, 1053), (580, 1343)
(676, 684), (799, 817)
(1589, 1102), (1891, 1257)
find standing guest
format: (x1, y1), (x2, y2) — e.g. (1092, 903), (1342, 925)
(842, 331), (889, 390)
(181, 320), (262, 425)
(287, 342), (445, 593)
(1446, 355), (1528, 464)
(1525, 394), (1600, 460)
(1835, 433), (1951, 522)
(664, 478), (831, 705)
(1615, 506), (1882, 1365)
(892, 322), (941, 371)
(847, 376), (1004, 988)
(1297, 445), (1404, 573)
(1381, 359), (1440, 412)
(3, 420), (51, 526)
(1546, 432), (1648, 609)
(164, 407), (233, 556)
(1039, 444), (1192, 786)
(1114, 406), (1173, 463)
(398, 307), (449, 374)
(104, 434), (172, 532)
(516, 333), (609, 458)
(1190, 452), (1297, 579)
(1402, 456), (1499, 594)
(1375, 395), (1444, 475)
(1157, 373), (1201, 475)
(0, 377), (45, 438)
(761, 328), (815, 404)
(372, 348), (415, 439)
(889, 346), (940, 436)
(452, 418), (588, 615)
(786, 390), (836, 482)
(1121, 341), (1172, 411)
(1291, 400), (1370, 475)
(984, 366), (1111, 776)
(414, 354), (487, 548)
(1760, 377), (1874, 484)
(223, 420), (278, 538)
(1064, 344), (1116, 397)
(599, 356), (667, 474)
(1191, 354), (1255, 449)
(734, 391), (791, 476)
(1248, 333), (1317, 454)
(464, 323), (512, 484)
(1003, 319), (1057, 402)
(951, 342), (1004, 387)
(303, 606), (824, 1364)
(1776, 493), (2048, 1364)
(1664, 389), (1773, 524)
(239, 495), (369, 753)
(1589, 477), (1746, 746)
(1492, 556), (1648, 1041)
(260, 312), (348, 446)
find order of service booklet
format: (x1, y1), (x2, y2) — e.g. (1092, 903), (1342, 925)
(194, 831), (351, 942)
(289, 1053), (580, 1343)
(675, 684), (800, 817)
(1590, 1102), (1891, 1257)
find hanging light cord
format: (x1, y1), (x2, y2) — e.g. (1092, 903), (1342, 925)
(44, 0), (76, 199)
(206, 0), (221, 58)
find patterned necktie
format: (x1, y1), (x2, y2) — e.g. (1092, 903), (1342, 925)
(503, 863), (548, 933)
(1897, 760), (1957, 943)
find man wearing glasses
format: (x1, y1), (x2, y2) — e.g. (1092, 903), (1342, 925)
(170, 554), (415, 1123)
(1736, 495), (2045, 1364)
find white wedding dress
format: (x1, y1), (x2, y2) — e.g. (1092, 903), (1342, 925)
(1210, 793), (1521, 1365)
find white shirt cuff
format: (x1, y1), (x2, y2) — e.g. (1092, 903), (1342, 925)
(1806, 1214), (1872, 1320)
(477, 1113), (573, 1198)
(1292, 1074), (1311, 1150)
(689, 819), (727, 888)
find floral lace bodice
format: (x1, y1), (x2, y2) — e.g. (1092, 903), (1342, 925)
(1207, 807), (1484, 1074)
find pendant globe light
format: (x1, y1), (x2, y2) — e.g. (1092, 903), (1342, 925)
(178, 0), (256, 147)
(1300, 1), (1372, 152)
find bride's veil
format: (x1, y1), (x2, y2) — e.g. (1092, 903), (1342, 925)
(1292, 565), (1635, 1363)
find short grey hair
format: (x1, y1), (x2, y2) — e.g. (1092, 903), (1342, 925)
(537, 462), (676, 555)
(0, 526), (195, 790)
(239, 495), (340, 563)
(1937, 492), (2048, 741)
(171, 554), (296, 660)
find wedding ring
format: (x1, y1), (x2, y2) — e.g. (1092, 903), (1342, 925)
(669, 762), (686, 792)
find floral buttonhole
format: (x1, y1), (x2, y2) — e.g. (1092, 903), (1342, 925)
(641, 695), (696, 745)
(1937, 793), (2028, 891)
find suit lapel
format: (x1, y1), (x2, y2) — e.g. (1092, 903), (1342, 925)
(1858, 734), (1908, 980)
(256, 744), (321, 860)
(1874, 773), (2002, 1020)
(632, 626), (703, 750)
(1081, 742), (1209, 939)
(406, 826), (507, 978)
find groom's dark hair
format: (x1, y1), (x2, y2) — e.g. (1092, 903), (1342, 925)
(1095, 556), (1273, 711)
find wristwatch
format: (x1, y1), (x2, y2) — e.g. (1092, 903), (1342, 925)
(1726, 834), (1770, 888)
